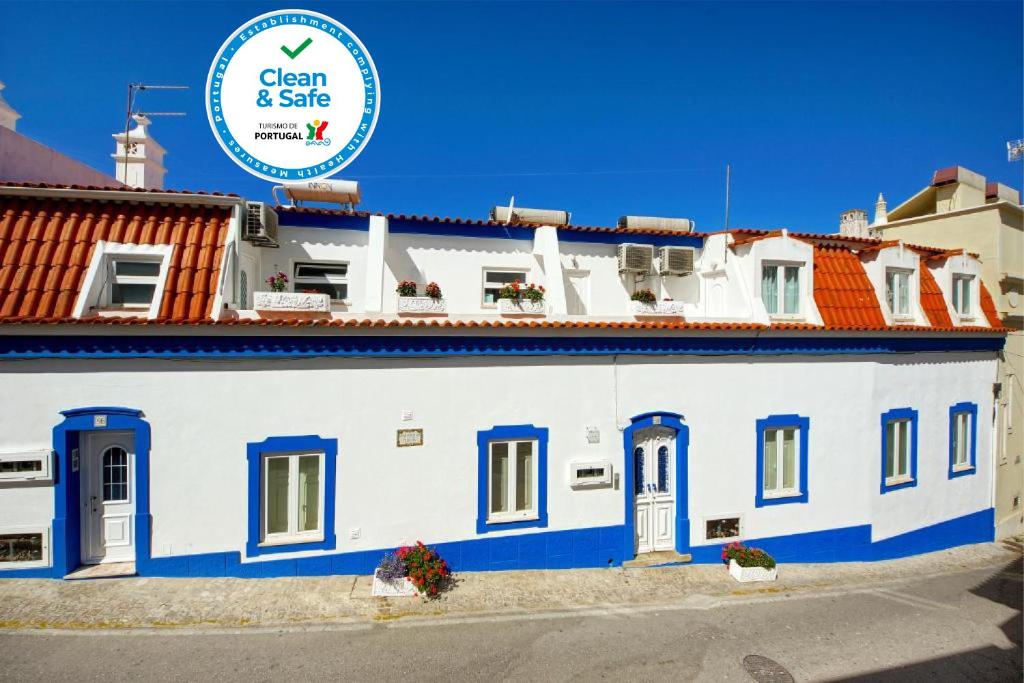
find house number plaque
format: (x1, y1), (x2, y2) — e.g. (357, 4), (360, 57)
(396, 429), (424, 447)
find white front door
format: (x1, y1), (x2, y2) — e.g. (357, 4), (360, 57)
(633, 426), (676, 554)
(81, 431), (135, 564)
(564, 270), (589, 315)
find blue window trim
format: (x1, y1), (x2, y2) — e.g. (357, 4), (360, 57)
(755, 414), (810, 507)
(622, 412), (690, 560)
(246, 435), (338, 557)
(476, 425), (549, 534)
(880, 408), (919, 494)
(948, 402), (978, 479)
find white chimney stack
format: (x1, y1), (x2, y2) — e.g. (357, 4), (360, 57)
(838, 208), (869, 238)
(112, 114), (166, 189)
(0, 81), (22, 132)
(872, 193), (888, 227)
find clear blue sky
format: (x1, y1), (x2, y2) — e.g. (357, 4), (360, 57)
(2, 1), (1021, 232)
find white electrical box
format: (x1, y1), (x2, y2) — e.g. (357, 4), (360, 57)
(0, 449), (53, 482)
(569, 461), (613, 489)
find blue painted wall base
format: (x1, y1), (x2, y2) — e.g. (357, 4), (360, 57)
(1, 507), (994, 579)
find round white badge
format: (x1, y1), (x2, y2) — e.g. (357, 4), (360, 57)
(205, 9), (380, 182)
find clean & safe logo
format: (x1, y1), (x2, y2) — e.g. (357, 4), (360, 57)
(205, 9), (380, 182)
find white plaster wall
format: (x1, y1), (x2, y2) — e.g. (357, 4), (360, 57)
(0, 350), (996, 564)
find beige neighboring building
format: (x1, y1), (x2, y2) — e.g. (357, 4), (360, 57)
(862, 165), (1022, 538)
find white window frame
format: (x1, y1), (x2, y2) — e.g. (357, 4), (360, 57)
(952, 411), (972, 470)
(952, 274), (975, 320)
(481, 268), (528, 308)
(259, 450), (326, 547)
(0, 449), (52, 482)
(486, 439), (539, 523)
(292, 261), (349, 302)
(761, 262), (804, 318)
(885, 418), (913, 484)
(74, 241), (174, 320)
(703, 514), (743, 543)
(761, 426), (802, 499)
(885, 268), (913, 320)
(0, 526), (50, 569)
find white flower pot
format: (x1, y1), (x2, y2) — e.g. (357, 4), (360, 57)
(253, 291), (331, 312)
(729, 559), (778, 583)
(397, 296), (447, 315)
(371, 569), (418, 597)
(498, 298), (546, 316)
(630, 300), (686, 316)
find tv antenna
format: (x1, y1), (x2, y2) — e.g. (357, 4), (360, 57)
(121, 83), (188, 180)
(1008, 139), (1024, 162)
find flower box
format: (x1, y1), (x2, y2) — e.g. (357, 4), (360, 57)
(728, 559), (778, 583)
(371, 568), (418, 597)
(253, 291), (331, 312)
(630, 300), (686, 316)
(397, 296), (447, 316)
(498, 298), (545, 316)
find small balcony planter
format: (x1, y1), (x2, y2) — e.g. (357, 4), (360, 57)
(498, 298), (546, 316)
(398, 297), (447, 316)
(371, 568), (418, 597)
(722, 542), (777, 583)
(629, 300), (686, 317)
(253, 291), (331, 312)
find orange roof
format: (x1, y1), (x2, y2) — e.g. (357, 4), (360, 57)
(918, 266), (954, 327)
(979, 281), (1002, 328)
(812, 246), (887, 328)
(0, 195), (231, 321)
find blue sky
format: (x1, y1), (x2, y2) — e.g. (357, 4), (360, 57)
(2, 1), (1021, 232)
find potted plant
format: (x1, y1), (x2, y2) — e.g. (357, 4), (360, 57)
(371, 542), (452, 599)
(372, 551), (417, 597)
(397, 280), (447, 315)
(266, 271), (288, 292)
(629, 288), (685, 316)
(497, 280), (546, 315)
(722, 541), (778, 582)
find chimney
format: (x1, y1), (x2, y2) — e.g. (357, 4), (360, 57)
(112, 114), (166, 189)
(839, 209), (869, 238)
(0, 81), (22, 132)
(872, 193), (888, 226)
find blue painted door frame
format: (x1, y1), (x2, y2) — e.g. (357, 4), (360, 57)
(51, 407), (152, 578)
(622, 412), (690, 560)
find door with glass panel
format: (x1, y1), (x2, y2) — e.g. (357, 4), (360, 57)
(261, 451), (324, 546)
(487, 439), (537, 523)
(81, 431), (135, 564)
(633, 426), (676, 554)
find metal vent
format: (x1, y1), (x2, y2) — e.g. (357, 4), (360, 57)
(617, 244), (654, 275)
(243, 202), (279, 246)
(658, 247), (694, 276)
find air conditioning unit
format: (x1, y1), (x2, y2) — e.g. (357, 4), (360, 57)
(617, 244), (654, 275)
(658, 246), (695, 276)
(243, 202), (279, 246)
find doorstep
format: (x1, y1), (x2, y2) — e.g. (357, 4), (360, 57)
(622, 551), (692, 569)
(65, 562), (137, 580)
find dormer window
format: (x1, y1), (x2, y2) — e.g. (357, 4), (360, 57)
(761, 264), (801, 316)
(952, 274), (974, 318)
(106, 258), (161, 309)
(74, 242), (173, 320)
(885, 269), (912, 319)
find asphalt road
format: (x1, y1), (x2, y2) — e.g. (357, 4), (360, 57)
(0, 557), (1020, 682)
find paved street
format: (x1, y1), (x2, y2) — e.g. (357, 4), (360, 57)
(0, 555), (1019, 682)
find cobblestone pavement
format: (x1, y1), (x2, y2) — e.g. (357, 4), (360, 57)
(0, 542), (1018, 631)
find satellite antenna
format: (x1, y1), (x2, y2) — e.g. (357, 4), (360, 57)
(122, 83), (188, 180)
(1008, 139), (1024, 162)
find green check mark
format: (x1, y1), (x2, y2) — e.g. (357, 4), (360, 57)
(280, 37), (313, 59)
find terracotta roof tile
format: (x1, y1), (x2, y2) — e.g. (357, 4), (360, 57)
(812, 246), (887, 328)
(979, 281), (1002, 328)
(0, 196), (231, 323)
(918, 266), (954, 327)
